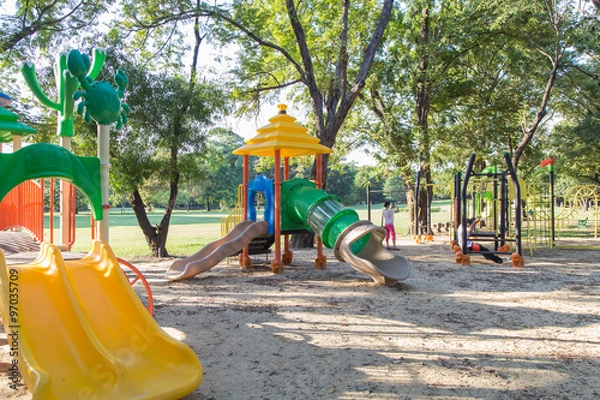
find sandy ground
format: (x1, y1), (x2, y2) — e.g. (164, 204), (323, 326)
(0, 236), (599, 399)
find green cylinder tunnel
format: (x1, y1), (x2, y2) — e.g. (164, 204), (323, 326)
(281, 178), (369, 253)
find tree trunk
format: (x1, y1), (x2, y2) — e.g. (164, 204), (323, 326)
(406, 170), (433, 236)
(418, 168), (433, 234)
(122, 12), (206, 258)
(153, 148), (181, 257)
(128, 148), (181, 258)
(407, 188), (416, 235)
(513, 59), (559, 170)
(414, 1), (433, 235)
(130, 189), (168, 257)
(285, 0), (394, 190)
(153, 224), (169, 258)
(275, 0), (393, 249)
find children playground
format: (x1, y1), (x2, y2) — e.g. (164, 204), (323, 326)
(3, 237), (599, 400)
(0, 49), (599, 399)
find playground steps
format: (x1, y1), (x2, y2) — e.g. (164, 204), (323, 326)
(248, 234), (275, 255)
(0, 231), (39, 254)
(0, 232), (89, 265)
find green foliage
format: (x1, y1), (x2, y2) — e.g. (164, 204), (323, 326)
(191, 128), (245, 209)
(117, 63), (226, 176)
(327, 162), (359, 205)
(224, 0), (387, 106)
(354, 165), (386, 204)
(383, 172), (407, 204)
(548, 114), (600, 185)
(0, 0), (114, 70)
(352, 0), (600, 186)
(3, 0), (600, 230)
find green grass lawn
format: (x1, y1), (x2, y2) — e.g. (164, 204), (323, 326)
(47, 210), (228, 261)
(48, 201), (456, 261)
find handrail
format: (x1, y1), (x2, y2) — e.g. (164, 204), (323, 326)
(117, 257), (154, 316)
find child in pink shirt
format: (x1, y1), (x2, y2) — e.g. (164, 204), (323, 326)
(381, 201), (398, 250)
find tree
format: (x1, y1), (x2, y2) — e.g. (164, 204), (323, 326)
(383, 172), (407, 204)
(226, 0), (394, 186)
(88, 12), (231, 257)
(120, 0), (393, 184)
(113, 68), (228, 256)
(351, 0), (599, 233)
(327, 162), (359, 205)
(354, 1), (493, 232)
(194, 128), (245, 210)
(0, 0), (113, 67)
(495, 1), (584, 169)
(224, 0), (395, 247)
(549, 114), (600, 185)
(355, 165), (386, 205)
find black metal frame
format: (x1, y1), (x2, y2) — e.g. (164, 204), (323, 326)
(455, 152), (522, 258)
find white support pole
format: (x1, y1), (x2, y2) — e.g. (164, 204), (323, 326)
(98, 124), (110, 243)
(60, 136), (72, 248)
(12, 135), (22, 151)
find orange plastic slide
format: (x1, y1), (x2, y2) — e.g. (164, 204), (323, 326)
(0, 241), (202, 400)
(166, 220), (269, 281)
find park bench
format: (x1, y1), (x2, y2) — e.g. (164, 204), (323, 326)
(577, 217), (588, 228)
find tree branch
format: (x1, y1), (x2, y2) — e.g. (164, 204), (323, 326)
(285, 0), (324, 134)
(328, 0), (394, 141)
(325, 0), (350, 120)
(240, 78), (303, 94)
(215, 6), (307, 83)
(2, 0), (86, 52)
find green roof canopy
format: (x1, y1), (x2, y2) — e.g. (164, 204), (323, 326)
(0, 107), (37, 143)
(0, 143), (103, 220)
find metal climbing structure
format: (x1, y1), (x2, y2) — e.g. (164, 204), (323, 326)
(522, 158), (554, 254)
(454, 152), (522, 260)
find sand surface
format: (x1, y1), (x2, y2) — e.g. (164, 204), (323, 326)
(1, 238), (599, 399)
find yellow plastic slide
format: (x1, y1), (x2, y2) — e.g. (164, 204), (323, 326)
(0, 240), (202, 400)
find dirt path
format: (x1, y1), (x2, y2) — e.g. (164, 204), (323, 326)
(1, 239), (599, 399)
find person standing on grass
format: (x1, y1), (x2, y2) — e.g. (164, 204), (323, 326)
(381, 201), (399, 250)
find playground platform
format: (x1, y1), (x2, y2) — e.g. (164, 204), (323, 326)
(0, 231), (38, 254)
(0, 231), (86, 264)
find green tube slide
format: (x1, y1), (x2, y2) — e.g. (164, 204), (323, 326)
(281, 178), (369, 254)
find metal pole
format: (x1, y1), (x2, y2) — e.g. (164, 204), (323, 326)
(241, 154), (249, 264)
(60, 135), (73, 247)
(504, 152), (522, 255)
(454, 172), (461, 233)
(461, 153), (477, 253)
(98, 125), (110, 243)
(414, 171), (421, 235)
(316, 153), (324, 261)
(426, 187), (431, 234)
(550, 168), (556, 247)
(273, 150), (282, 263)
(497, 174), (505, 250)
(284, 157), (290, 258)
(367, 184), (372, 222)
